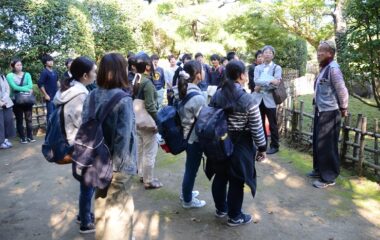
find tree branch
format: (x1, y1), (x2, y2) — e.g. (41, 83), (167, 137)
(351, 93), (380, 109)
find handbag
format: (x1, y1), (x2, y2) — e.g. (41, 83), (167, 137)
(133, 79), (157, 131)
(272, 80), (287, 105)
(14, 74), (36, 106)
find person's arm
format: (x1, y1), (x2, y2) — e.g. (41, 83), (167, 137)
(112, 97), (137, 172)
(269, 65), (282, 87)
(330, 67), (349, 116)
(6, 73), (32, 92)
(248, 66), (255, 92)
(37, 70), (50, 101)
(143, 82), (158, 120)
(247, 102), (267, 153)
(25, 73), (33, 92)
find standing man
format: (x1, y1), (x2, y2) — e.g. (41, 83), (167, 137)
(248, 50), (263, 93)
(195, 52), (211, 100)
(253, 45), (282, 155)
(151, 54), (166, 108)
(308, 40), (348, 189)
(38, 54), (58, 121)
(164, 55), (178, 106)
(208, 54), (225, 98)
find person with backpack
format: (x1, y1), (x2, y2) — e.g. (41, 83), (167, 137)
(37, 54), (58, 122)
(0, 73), (16, 149)
(134, 52), (162, 189)
(53, 56), (97, 234)
(207, 60), (267, 226)
(174, 60), (207, 208)
(307, 40), (348, 189)
(252, 45), (282, 155)
(79, 53), (137, 239)
(6, 58), (35, 143)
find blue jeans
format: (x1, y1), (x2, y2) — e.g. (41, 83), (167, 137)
(45, 100), (55, 122)
(212, 173), (245, 219)
(182, 141), (203, 203)
(79, 181), (95, 226)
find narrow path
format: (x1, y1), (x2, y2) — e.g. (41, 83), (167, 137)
(0, 137), (378, 240)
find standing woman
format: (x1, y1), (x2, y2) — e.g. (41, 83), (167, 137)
(175, 60), (207, 208)
(0, 73), (16, 149)
(208, 60), (267, 226)
(53, 57), (96, 234)
(252, 45), (282, 155)
(81, 53), (137, 239)
(6, 58), (35, 143)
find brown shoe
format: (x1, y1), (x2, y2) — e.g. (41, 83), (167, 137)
(144, 179), (163, 190)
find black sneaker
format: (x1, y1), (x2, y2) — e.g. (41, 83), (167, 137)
(227, 213), (252, 227)
(306, 170), (320, 178)
(79, 223), (95, 234)
(20, 138), (28, 144)
(266, 147), (279, 155)
(215, 209), (227, 218)
(313, 179), (336, 189)
(27, 137), (36, 143)
(76, 213), (95, 224)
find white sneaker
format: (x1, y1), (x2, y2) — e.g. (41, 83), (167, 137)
(179, 190), (200, 201)
(0, 142), (10, 149)
(182, 197), (206, 209)
(4, 139), (12, 147)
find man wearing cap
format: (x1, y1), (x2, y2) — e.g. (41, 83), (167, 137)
(307, 40), (349, 188)
(253, 45), (282, 155)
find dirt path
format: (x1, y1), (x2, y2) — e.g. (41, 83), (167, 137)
(0, 137), (379, 240)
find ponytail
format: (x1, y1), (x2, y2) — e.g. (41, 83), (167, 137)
(221, 60), (246, 112)
(178, 60), (202, 100)
(178, 70), (190, 99)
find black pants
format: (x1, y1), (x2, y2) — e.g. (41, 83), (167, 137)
(0, 108), (16, 143)
(259, 101), (279, 149)
(13, 104), (33, 139)
(313, 109), (341, 182)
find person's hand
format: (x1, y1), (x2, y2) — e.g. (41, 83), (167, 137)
(270, 79), (280, 85)
(341, 109), (348, 117)
(254, 86), (261, 92)
(44, 95), (50, 101)
(256, 151), (267, 162)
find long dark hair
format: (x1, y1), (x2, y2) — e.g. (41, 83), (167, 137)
(177, 60), (202, 99)
(97, 53), (129, 89)
(221, 60), (246, 111)
(61, 56), (95, 92)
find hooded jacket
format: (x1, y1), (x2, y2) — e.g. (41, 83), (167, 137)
(53, 80), (88, 145)
(0, 75), (14, 108)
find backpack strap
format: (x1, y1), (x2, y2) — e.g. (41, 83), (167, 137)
(272, 64), (277, 77)
(178, 91), (200, 109)
(98, 91), (129, 123)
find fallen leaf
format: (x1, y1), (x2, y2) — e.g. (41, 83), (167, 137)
(191, 217), (201, 222)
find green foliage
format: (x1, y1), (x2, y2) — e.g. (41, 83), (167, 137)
(341, 0), (380, 107)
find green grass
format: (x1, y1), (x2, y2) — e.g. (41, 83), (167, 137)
(297, 94), (380, 132)
(278, 146), (380, 205)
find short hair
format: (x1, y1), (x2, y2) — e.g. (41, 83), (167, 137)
(127, 51), (135, 59)
(210, 54), (220, 62)
(226, 51), (236, 61)
(181, 54), (192, 63)
(65, 58), (73, 67)
(151, 54), (159, 61)
(168, 55), (176, 61)
(194, 52), (203, 59)
(221, 57), (227, 63)
(262, 45), (275, 55)
(255, 50), (263, 59)
(41, 54), (54, 65)
(97, 53), (129, 89)
(319, 40), (336, 55)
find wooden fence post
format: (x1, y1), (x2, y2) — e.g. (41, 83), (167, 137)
(353, 114), (363, 161)
(299, 100), (304, 136)
(358, 116), (367, 176)
(291, 99), (299, 141)
(374, 119), (379, 175)
(340, 113), (351, 164)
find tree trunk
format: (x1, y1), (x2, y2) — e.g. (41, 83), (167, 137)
(333, 0), (347, 66)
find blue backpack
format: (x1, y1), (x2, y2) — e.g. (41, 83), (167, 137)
(195, 106), (233, 163)
(41, 104), (73, 164)
(157, 91), (200, 155)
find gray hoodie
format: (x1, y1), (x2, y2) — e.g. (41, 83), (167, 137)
(174, 83), (207, 144)
(53, 81), (89, 145)
(0, 75), (13, 108)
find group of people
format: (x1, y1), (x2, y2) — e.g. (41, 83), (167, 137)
(0, 40), (349, 239)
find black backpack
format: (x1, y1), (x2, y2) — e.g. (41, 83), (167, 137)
(157, 91), (200, 155)
(41, 103), (73, 164)
(72, 90), (129, 189)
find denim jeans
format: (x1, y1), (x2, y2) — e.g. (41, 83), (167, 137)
(79, 181), (95, 227)
(182, 141), (203, 203)
(45, 100), (55, 122)
(13, 104), (33, 139)
(212, 173), (245, 219)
